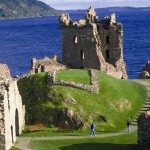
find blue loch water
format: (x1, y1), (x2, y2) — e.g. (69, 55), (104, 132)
(0, 11), (150, 79)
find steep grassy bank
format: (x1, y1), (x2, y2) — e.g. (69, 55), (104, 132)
(18, 70), (147, 131)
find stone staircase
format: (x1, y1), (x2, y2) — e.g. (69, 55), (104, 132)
(132, 79), (150, 126)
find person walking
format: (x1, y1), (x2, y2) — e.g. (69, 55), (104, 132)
(127, 118), (131, 133)
(90, 123), (96, 137)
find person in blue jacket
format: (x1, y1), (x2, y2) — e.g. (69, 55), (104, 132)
(127, 118), (131, 133)
(90, 123), (96, 136)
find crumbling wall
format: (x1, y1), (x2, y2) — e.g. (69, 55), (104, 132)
(31, 55), (67, 74)
(137, 111), (150, 150)
(47, 69), (99, 94)
(59, 7), (128, 79)
(61, 25), (101, 70)
(0, 89), (5, 150)
(0, 64), (25, 150)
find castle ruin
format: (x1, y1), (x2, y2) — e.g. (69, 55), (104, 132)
(30, 55), (67, 74)
(59, 6), (127, 79)
(0, 64), (25, 150)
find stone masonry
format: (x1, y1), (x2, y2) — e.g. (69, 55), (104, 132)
(0, 64), (11, 79)
(47, 69), (99, 94)
(59, 6), (127, 79)
(138, 61), (150, 79)
(0, 64), (25, 150)
(137, 111), (150, 150)
(30, 55), (67, 74)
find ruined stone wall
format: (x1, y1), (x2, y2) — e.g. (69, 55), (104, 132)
(0, 89), (5, 150)
(59, 7), (128, 79)
(0, 79), (25, 150)
(61, 26), (100, 69)
(137, 111), (150, 150)
(31, 56), (67, 74)
(99, 22), (123, 66)
(47, 69), (99, 94)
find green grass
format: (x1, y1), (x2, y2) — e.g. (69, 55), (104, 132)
(50, 71), (147, 131)
(18, 70), (147, 132)
(21, 125), (118, 137)
(9, 146), (21, 150)
(31, 132), (138, 150)
(55, 69), (91, 85)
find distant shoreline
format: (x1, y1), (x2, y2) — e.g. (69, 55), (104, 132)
(60, 6), (150, 13)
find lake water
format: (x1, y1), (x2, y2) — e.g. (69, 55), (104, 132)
(0, 11), (149, 79)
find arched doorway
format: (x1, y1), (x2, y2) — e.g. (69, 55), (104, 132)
(15, 108), (19, 136)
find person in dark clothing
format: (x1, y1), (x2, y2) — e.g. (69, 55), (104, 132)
(90, 123), (96, 136)
(127, 118), (131, 133)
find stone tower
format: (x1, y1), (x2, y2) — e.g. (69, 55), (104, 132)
(59, 6), (127, 79)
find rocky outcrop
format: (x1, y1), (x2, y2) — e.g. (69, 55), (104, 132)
(57, 109), (84, 130)
(137, 111), (150, 150)
(138, 61), (150, 79)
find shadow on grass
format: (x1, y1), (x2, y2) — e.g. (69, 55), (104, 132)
(22, 130), (30, 133)
(60, 143), (137, 150)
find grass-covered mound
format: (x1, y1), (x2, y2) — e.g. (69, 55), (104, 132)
(18, 70), (147, 131)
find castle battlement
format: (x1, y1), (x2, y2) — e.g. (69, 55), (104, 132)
(59, 6), (127, 79)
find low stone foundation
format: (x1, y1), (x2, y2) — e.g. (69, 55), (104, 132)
(47, 69), (99, 94)
(137, 111), (150, 150)
(30, 55), (67, 74)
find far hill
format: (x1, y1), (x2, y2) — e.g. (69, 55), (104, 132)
(0, 0), (60, 19)
(62, 6), (150, 14)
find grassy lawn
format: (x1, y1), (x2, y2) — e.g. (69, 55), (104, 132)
(31, 132), (138, 150)
(10, 146), (21, 150)
(18, 70), (147, 132)
(55, 69), (91, 85)
(50, 71), (147, 131)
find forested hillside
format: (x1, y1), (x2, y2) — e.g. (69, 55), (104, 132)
(0, 0), (60, 19)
